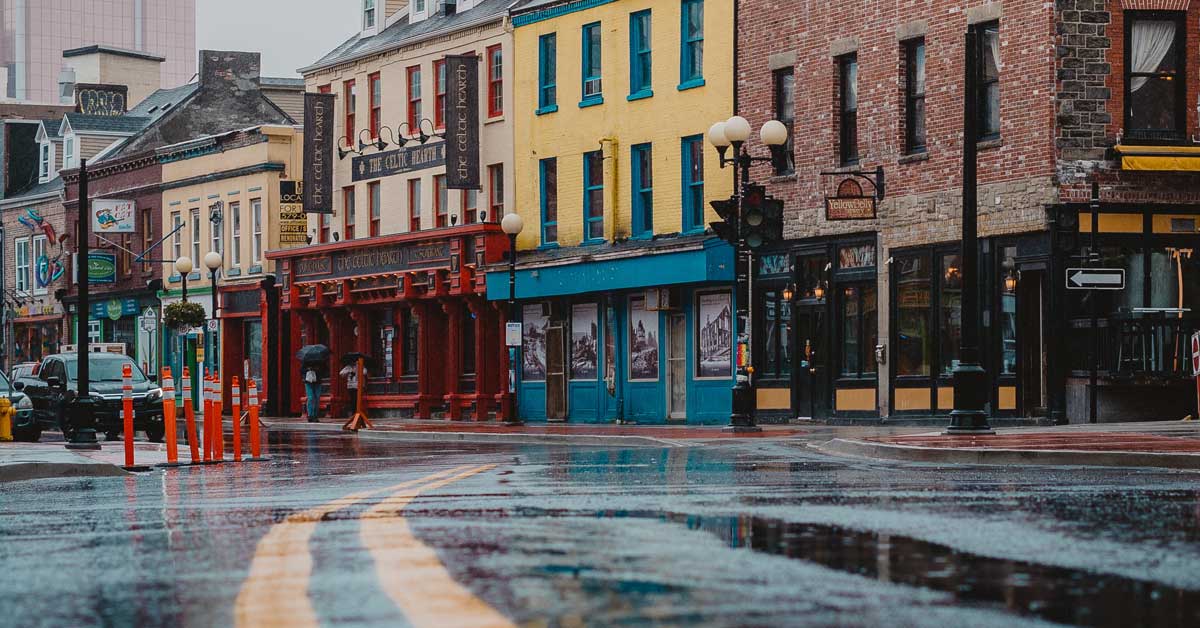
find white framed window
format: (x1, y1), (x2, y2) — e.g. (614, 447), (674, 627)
(38, 142), (53, 182)
(251, 198), (263, 264)
(14, 237), (29, 293)
(211, 211), (222, 259)
(171, 211), (182, 260)
(190, 208), (201, 264)
(411, 0), (428, 23)
(363, 0), (376, 29)
(230, 201), (241, 266)
(32, 235), (47, 295)
(63, 135), (75, 169)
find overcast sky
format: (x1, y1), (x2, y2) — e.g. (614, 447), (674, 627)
(197, 0), (360, 78)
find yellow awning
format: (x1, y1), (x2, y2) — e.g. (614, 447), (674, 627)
(1115, 145), (1200, 172)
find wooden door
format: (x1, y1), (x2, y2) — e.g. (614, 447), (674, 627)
(546, 322), (567, 421)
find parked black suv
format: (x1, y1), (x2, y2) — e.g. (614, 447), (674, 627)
(15, 353), (165, 442)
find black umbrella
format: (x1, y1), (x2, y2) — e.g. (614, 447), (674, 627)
(340, 352), (380, 371)
(296, 344), (330, 365)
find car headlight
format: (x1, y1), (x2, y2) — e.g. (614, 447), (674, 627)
(146, 388), (163, 402)
(15, 395), (31, 410)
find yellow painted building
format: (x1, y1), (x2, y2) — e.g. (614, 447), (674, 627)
(487, 0), (738, 424)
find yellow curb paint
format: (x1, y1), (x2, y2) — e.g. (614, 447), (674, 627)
(233, 465), (479, 628)
(361, 464), (514, 628)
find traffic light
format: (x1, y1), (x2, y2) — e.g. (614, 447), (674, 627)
(709, 198), (737, 245)
(741, 185), (783, 249)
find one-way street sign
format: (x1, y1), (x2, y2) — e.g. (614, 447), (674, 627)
(1066, 268), (1125, 290)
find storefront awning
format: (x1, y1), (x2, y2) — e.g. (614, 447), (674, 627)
(1114, 145), (1200, 172)
(484, 236), (734, 301)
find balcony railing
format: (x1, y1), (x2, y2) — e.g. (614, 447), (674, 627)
(1069, 313), (1198, 380)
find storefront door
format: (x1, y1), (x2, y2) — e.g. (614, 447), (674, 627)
(792, 303), (829, 418)
(546, 320), (567, 421)
(666, 313), (687, 421)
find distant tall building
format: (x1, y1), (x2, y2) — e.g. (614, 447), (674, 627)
(0, 0), (195, 103)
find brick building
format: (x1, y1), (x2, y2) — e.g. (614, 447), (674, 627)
(737, 0), (1199, 423)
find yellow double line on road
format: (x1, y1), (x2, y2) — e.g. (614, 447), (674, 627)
(234, 464), (512, 628)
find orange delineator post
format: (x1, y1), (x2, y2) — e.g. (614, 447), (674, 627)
(121, 363), (136, 469)
(160, 367), (180, 467)
(231, 376), (242, 462)
(183, 367), (199, 464)
(202, 374), (213, 462)
(246, 379), (267, 461)
(214, 370), (224, 462)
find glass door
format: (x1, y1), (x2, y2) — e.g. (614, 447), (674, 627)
(666, 313), (687, 420)
(792, 302), (829, 418)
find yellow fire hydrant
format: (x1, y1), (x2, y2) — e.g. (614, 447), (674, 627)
(0, 397), (13, 442)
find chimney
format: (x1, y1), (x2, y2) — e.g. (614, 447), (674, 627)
(61, 45), (163, 109)
(200, 50), (262, 94)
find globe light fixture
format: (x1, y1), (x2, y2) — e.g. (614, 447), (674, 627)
(760, 119), (788, 146)
(707, 122), (730, 148)
(203, 251), (223, 271)
(174, 256), (193, 275)
(723, 115), (752, 144)
(501, 212), (524, 236)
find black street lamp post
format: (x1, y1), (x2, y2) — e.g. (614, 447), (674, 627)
(946, 27), (994, 434)
(500, 212), (524, 425)
(66, 159), (99, 449)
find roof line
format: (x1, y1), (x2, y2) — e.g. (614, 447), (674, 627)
(298, 12), (505, 75)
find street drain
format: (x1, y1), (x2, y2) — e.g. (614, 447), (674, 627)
(596, 510), (1199, 627)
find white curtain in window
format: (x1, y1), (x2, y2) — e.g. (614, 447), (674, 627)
(988, 30), (1000, 73)
(1130, 20), (1175, 92)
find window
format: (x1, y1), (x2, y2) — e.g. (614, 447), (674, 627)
(488, 164), (504, 218)
(681, 135), (704, 232)
(538, 34), (557, 111)
(344, 79), (356, 143)
(369, 182), (381, 236)
(939, 254), (962, 375)
(631, 143), (653, 236)
(414, 0), (426, 14)
(583, 150), (604, 242)
(904, 39), (927, 154)
(1125, 12), (1186, 142)
(251, 199), (262, 264)
(462, 189), (478, 224)
(761, 289), (791, 380)
(894, 249), (962, 379)
(39, 143), (51, 180)
(434, 59), (446, 130)
(540, 158), (558, 244)
(63, 135), (74, 169)
(409, 179), (422, 231)
(434, 174), (447, 227)
(211, 210), (223, 258)
(363, 0), (375, 29)
(319, 213), (331, 243)
(318, 84), (331, 94)
(343, 187), (356, 239)
(14, 238), (29, 293)
(839, 285), (878, 378)
(487, 45), (503, 117)
(402, 309), (419, 375)
(838, 54), (858, 165)
(228, 202), (241, 266)
(171, 211), (183, 260)
(581, 22), (602, 103)
(368, 72), (381, 139)
(190, 208), (201, 263)
(407, 66), (422, 132)
(119, 235), (132, 277)
(680, 0), (704, 86)
(143, 209), (153, 271)
(976, 21), (1000, 140)
(773, 68), (795, 175)
(629, 10), (652, 97)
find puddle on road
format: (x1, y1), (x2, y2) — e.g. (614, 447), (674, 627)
(595, 510), (1199, 627)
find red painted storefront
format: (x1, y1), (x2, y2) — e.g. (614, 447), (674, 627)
(267, 223), (513, 420)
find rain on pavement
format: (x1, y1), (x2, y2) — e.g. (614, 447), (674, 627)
(2, 430), (1199, 627)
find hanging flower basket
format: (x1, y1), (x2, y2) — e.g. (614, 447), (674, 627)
(163, 301), (205, 331)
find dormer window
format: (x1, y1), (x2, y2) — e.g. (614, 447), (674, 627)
(39, 142), (54, 182)
(363, 0), (376, 30)
(63, 134), (75, 170)
(411, 0), (428, 23)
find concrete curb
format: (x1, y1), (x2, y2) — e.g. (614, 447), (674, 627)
(0, 460), (129, 484)
(266, 421), (691, 448)
(810, 438), (1200, 471)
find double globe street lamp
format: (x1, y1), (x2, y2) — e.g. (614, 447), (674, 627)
(705, 115), (789, 431)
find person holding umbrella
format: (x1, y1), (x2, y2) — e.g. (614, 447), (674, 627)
(296, 345), (330, 422)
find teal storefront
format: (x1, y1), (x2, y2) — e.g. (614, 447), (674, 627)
(486, 235), (735, 424)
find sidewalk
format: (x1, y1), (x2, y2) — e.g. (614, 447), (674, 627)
(812, 421), (1200, 470)
(265, 416), (809, 446)
(0, 439), (180, 483)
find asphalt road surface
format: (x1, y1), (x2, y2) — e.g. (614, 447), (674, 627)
(2, 430), (1199, 627)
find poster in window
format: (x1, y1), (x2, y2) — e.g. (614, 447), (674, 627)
(628, 297), (659, 380)
(522, 303), (548, 381)
(604, 305), (616, 394)
(570, 303), (598, 380)
(697, 292), (733, 378)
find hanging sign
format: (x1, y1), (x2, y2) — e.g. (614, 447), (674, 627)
(303, 92), (336, 214)
(278, 181), (309, 245)
(351, 143), (446, 182)
(87, 251), (117, 284)
(92, 199), (136, 233)
(825, 179), (877, 220)
(445, 54), (480, 190)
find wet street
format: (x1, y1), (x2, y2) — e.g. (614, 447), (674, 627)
(2, 430), (1199, 627)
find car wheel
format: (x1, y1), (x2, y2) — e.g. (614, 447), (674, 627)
(13, 425), (41, 442)
(145, 426), (165, 443)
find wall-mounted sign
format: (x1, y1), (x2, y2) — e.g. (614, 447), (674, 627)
(445, 54), (480, 190)
(825, 178), (877, 220)
(278, 181), (309, 246)
(351, 142), (446, 182)
(88, 251), (116, 284)
(75, 83), (128, 116)
(303, 92), (335, 214)
(1065, 268), (1125, 290)
(92, 199), (136, 233)
(293, 240), (452, 282)
(89, 298), (137, 319)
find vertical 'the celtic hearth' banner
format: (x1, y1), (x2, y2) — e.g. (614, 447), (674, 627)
(445, 55), (480, 190)
(303, 92), (336, 213)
